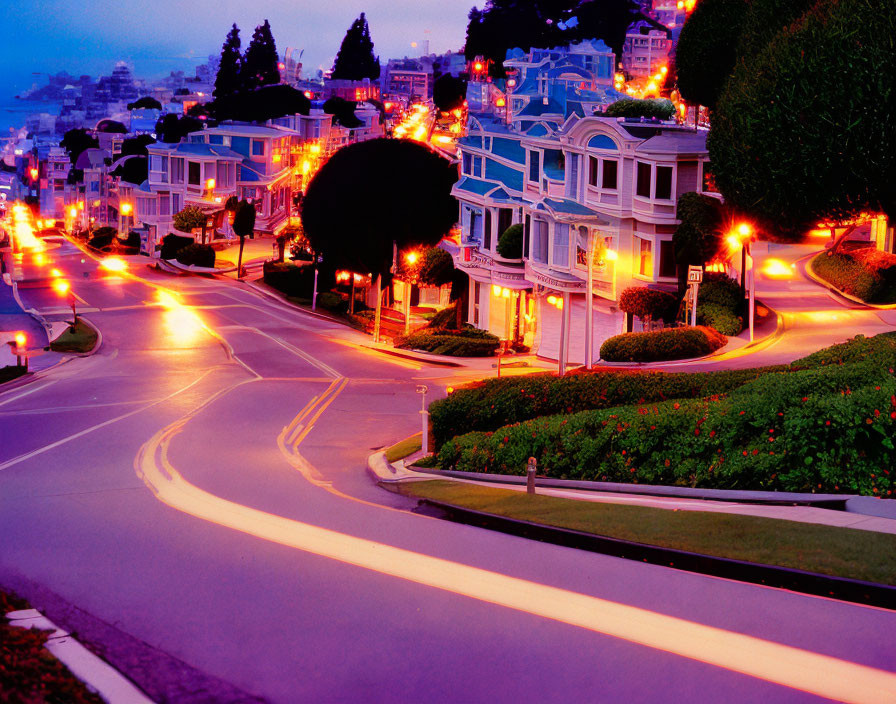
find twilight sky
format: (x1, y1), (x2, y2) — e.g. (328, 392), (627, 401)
(0, 0), (473, 93)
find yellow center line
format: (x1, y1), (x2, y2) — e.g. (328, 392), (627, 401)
(135, 422), (896, 704)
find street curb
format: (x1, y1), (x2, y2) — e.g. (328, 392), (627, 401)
(415, 500), (896, 610)
(48, 315), (103, 358)
(804, 254), (896, 310)
(406, 468), (854, 507)
(5, 609), (156, 703)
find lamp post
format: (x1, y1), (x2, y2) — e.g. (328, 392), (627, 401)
(729, 223), (755, 342)
(12, 332), (27, 371)
(312, 255), (323, 310)
(53, 279), (77, 326)
(119, 202), (132, 237)
(585, 230), (594, 370)
(403, 251), (419, 335)
(416, 384), (429, 455)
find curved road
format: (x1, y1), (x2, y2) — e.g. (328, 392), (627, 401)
(1, 238), (895, 703)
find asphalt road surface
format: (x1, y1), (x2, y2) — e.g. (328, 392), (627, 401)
(2, 240), (895, 704)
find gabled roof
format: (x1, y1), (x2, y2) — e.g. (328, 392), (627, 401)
(453, 176), (501, 197)
(638, 131), (708, 154)
(538, 198), (608, 221)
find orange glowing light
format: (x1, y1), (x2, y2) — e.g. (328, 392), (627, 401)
(473, 62), (484, 72)
(51, 268), (62, 277)
(69, 207), (78, 218)
(496, 98), (506, 107)
(100, 257), (128, 273)
(29, 167), (38, 180)
(34, 253), (46, 266)
(120, 203), (133, 216)
(310, 144), (321, 154)
(53, 280), (70, 295)
(14, 332), (26, 348)
(446, 386), (454, 394)
(737, 223), (752, 238)
(302, 160), (311, 174)
(304, 91), (313, 99)
(605, 250), (618, 261)
(406, 252), (419, 265)
(762, 259), (793, 279)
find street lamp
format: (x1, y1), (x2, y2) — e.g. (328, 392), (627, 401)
(53, 279), (78, 326)
(730, 222), (756, 342)
(11, 332), (27, 370)
(119, 202), (132, 237)
(403, 251), (420, 335)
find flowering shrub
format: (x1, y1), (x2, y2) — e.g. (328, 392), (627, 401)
(436, 334), (896, 495)
(600, 326), (727, 362)
(430, 363), (791, 448)
(812, 251), (896, 303)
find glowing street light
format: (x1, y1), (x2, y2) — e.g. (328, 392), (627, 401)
(53, 279), (78, 325)
(120, 203), (132, 216)
(10, 331), (27, 370)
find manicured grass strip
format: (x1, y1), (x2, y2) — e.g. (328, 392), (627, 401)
(50, 319), (98, 353)
(0, 365), (27, 384)
(1, 590), (104, 703)
(399, 480), (896, 586)
(384, 433), (422, 462)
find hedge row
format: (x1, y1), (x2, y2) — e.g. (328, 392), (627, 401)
(175, 243), (215, 268)
(263, 260), (314, 298)
(395, 327), (500, 357)
(430, 332), (896, 448)
(436, 335), (896, 495)
(812, 251), (896, 304)
(600, 325), (727, 362)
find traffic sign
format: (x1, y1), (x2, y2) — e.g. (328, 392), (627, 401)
(687, 265), (703, 284)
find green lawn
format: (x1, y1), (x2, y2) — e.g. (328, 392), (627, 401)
(49, 320), (99, 353)
(399, 480), (896, 585)
(1, 590), (104, 703)
(384, 433), (423, 462)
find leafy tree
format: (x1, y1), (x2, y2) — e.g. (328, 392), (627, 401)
(120, 134), (156, 158)
(496, 223), (523, 259)
(242, 20), (280, 91)
(322, 97), (362, 128)
(619, 287), (677, 328)
(402, 246), (455, 286)
(127, 96), (162, 110)
(112, 156), (148, 185)
(464, 0), (639, 77)
(331, 13), (381, 81)
(433, 74), (467, 112)
(215, 24), (242, 99)
(60, 128), (98, 165)
(97, 119), (128, 133)
(231, 200), (257, 277)
(708, 0), (896, 237)
(604, 98), (674, 120)
(154, 114), (203, 143)
(301, 138), (458, 281)
(173, 206), (208, 234)
(211, 84), (310, 123)
(673, 193), (724, 296)
(673, 0), (749, 109)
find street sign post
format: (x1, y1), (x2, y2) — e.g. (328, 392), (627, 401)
(687, 266), (703, 326)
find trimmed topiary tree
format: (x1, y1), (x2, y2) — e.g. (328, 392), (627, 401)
(173, 206), (207, 234)
(496, 223), (523, 259)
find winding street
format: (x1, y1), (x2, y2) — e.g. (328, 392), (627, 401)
(2, 237), (896, 704)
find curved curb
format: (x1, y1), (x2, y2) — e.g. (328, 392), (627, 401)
(804, 255), (896, 310)
(49, 316), (103, 358)
(416, 499), (896, 611)
(5, 609), (155, 703)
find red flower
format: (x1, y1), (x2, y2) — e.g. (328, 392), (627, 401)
(752, 449), (759, 455)
(709, 430), (716, 437)
(503, 436), (509, 443)
(621, 450), (626, 455)
(694, 429), (701, 436)
(825, 420), (831, 425)
(742, 450), (748, 456)
(801, 397), (808, 402)
(673, 403), (680, 409)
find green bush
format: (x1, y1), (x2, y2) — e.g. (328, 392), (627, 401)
(605, 98), (675, 120)
(496, 223), (523, 259)
(316, 291), (346, 312)
(812, 252), (896, 304)
(263, 260), (314, 297)
(175, 243), (215, 268)
(699, 272), (742, 309)
(87, 226), (117, 250)
(436, 334), (896, 495)
(428, 304), (459, 329)
(698, 302), (743, 335)
(600, 326), (727, 363)
(160, 233), (194, 260)
(395, 327), (500, 356)
(430, 332), (896, 449)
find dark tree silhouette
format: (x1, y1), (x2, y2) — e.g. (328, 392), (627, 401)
(112, 156), (148, 185)
(433, 74), (467, 112)
(154, 114), (204, 143)
(301, 138), (458, 279)
(232, 200), (257, 277)
(60, 128), (99, 165)
(211, 84), (310, 122)
(322, 97), (362, 128)
(127, 96), (163, 110)
(215, 24), (243, 99)
(331, 13), (381, 81)
(242, 20), (280, 91)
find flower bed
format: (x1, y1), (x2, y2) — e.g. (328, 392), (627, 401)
(434, 333), (896, 495)
(431, 364), (792, 448)
(394, 327), (500, 357)
(811, 250), (896, 303)
(600, 325), (727, 362)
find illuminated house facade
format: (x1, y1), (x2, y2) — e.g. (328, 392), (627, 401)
(452, 43), (716, 365)
(137, 124), (299, 253)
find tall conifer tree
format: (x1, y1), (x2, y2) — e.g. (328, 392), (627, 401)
(214, 24), (242, 99)
(243, 19), (281, 91)
(331, 13), (381, 81)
